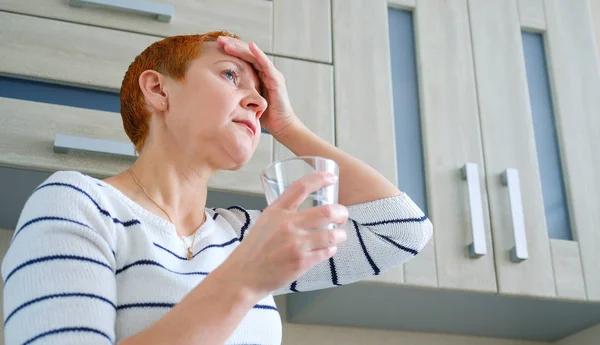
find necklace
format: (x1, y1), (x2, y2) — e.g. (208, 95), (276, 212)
(128, 168), (203, 260)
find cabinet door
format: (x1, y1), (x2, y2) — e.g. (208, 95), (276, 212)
(0, 0), (272, 51)
(468, 0), (555, 297)
(273, 58), (334, 161)
(413, 0), (497, 292)
(544, 0), (600, 301)
(273, 0), (332, 63)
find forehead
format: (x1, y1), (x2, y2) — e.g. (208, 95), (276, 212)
(194, 42), (260, 83)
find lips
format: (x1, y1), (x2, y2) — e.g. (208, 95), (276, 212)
(233, 119), (256, 136)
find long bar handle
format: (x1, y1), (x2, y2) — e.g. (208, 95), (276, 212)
(501, 168), (529, 262)
(69, 0), (174, 23)
(54, 134), (138, 158)
(461, 163), (487, 257)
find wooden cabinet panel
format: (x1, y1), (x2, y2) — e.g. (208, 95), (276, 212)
(332, 0), (402, 283)
(468, 0), (555, 297)
(0, 12), (158, 91)
(273, 0), (331, 63)
(544, 0), (600, 301)
(414, 0), (496, 292)
(273, 58), (334, 161)
(517, 0), (546, 31)
(0, 98), (272, 195)
(0, 0), (272, 52)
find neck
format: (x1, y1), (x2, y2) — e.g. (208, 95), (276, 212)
(126, 144), (213, 236)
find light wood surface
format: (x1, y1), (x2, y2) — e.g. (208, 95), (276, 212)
(590, 0), (600, 81)
(0, 11), (158, 92)
(549, 239), (587, 300)
(272, 57), (334, 161)
(468, 0), (555, 297)
(544, 0), (600, 301)
(403, 240), (438, 287)
(0, 98), (272, 195)
(332, 0), (401, 283)
(273, 0), (331, 63)
(388, 0), (416, 10)
(0, 0), (272, 52)
(274, 57), (335, 160)
(331, 0), (397, 190)
(413, 0), (496, 292)
(517, 0), (546, 31)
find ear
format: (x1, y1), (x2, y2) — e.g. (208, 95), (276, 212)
(138, 70), (168, 112)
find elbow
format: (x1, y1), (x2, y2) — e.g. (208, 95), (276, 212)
(414, 217), (433, 253)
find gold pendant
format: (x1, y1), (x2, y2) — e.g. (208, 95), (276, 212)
(187, 248), (193, 260)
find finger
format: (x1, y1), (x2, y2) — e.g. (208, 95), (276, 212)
(272, 171), (338, 211)
(294, 204), (349, 231)
(305, 245), (338, 266)
(218, 37), (260, 69)
(249, 42), (275, 71)
(305, 227), (347, 252)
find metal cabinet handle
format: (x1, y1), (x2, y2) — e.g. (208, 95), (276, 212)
(69, 0), (174, 23)
(54, 134), (138, 158)
(461, 163), (487, 257)
(501, 168), (529, 262)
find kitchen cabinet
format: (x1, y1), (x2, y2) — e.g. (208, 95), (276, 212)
(0, 7), (333, 196)
(285, 0), (600, 340)
(0, 0), (272, 52)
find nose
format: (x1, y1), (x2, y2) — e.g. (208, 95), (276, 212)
(242, 90), (268, 119)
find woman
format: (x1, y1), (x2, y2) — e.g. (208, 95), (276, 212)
(1, 31), (432, 345)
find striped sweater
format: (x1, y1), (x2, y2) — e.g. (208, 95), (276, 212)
(1, 171), (432, 345)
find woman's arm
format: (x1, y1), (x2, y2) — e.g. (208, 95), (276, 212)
(274, 120), (402, 206)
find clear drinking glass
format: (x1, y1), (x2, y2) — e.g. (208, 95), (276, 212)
(261, 156), (339, 230)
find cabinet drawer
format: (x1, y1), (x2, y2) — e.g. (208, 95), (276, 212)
(0, 97), (272, 195)
(0, 11), (159, 91)
(0, 0), (271, 52)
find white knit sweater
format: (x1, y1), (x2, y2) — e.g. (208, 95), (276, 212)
(2, 171), (432, 345)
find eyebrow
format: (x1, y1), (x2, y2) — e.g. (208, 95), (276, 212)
(214, 59), (262, 93)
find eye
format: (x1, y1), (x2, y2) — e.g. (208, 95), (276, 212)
(222, 68), (239, 84)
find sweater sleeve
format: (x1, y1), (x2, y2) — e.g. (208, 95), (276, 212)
(222, 193), (432, 296)
(1, 172), (117, 345)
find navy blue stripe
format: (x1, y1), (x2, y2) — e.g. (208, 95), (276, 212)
(153, 237), (239, 261)
(212, 212), (220, 220)
(22, 326), (112, 345)
(116, 260), (209, 276)
(5, 293), (115, 325)
(34, 182), (140, 227)
(4, 255), (113, 285)
(361, 215), (428, 227)
(290, 281), (299, 292)
(353, 220), (380, 275)
(375, 233), (418, 255)
(12, 216), (92, 243)
(329, 257), (341, 286)
(227, 206), (251, 241)
(116, 302), (276, 312)
(118, 302), (174, 310)
(253, 304), (278, 311)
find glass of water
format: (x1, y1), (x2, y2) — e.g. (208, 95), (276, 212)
(261, 156), (339, 229)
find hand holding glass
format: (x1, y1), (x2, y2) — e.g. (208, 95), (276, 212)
(261, 156), (339, 230)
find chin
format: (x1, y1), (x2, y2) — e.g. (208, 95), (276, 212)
(224, 147), (255, 171)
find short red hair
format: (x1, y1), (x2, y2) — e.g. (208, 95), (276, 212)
(120, 31), (240, 153)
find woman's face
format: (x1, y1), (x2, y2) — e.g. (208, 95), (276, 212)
(159, 42), (267, 171)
